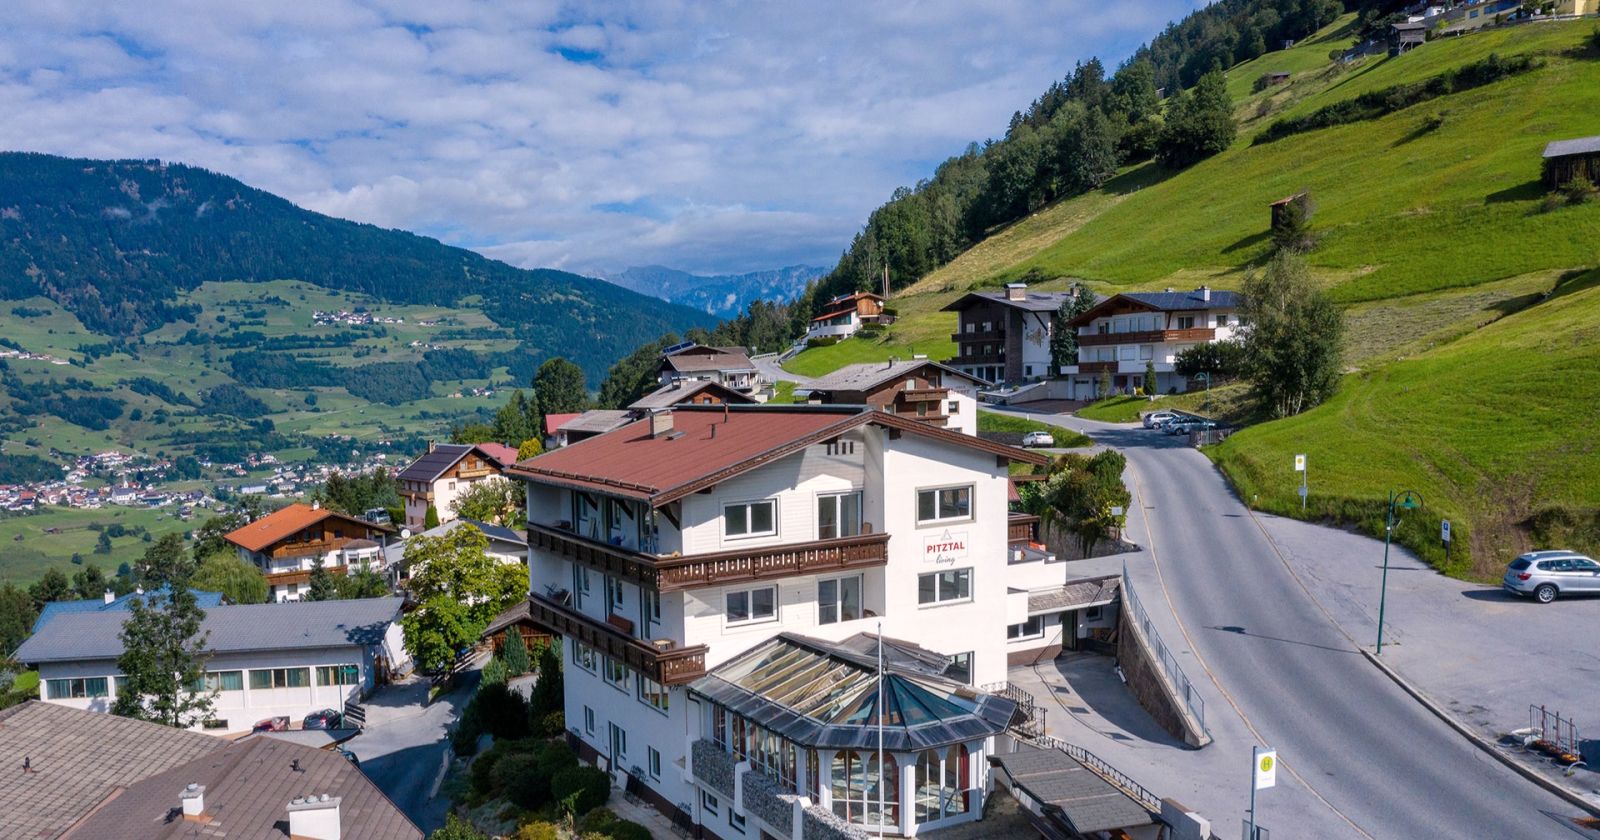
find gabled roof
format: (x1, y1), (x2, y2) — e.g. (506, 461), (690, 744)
(396, 442), (509, 483)
(1543, 136), (1600, 159)
(0, 701), (226, 840)
(31, 586), (225, 634)
(222, 503), (387, 553)
(941, 288), (1080, 314)
(1066, 289), (1240, 327)
(808, 359), (990, 394)
(544, 412), (581, 436)
(629, 379), (756, 411)
(508, 404), (1045, 505)
(660, 344), (756, 373)
(811, 307), (859, 322)
(69, 731), (422, 839)
(559, 409), (633, 435)
(13, 597), (405, 664)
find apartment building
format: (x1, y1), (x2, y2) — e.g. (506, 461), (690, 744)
(1061, 286), (1243, 400)
(397, 442), (519, 529)
(805, 359), (985, 436)
(941, 283), (1080, 386)
(507, 404), (1065, 838)
(223, 503), (393, 602)
(658, 344), (762, 394)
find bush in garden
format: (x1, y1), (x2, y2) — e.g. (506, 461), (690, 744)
(580, 809), (651, 840)
(481, 656), (508, 686)
(492, 753), (551, 810)
(528, 643), (563, 717)
(429, 814), (487, 840)
(550, 765), (611, 816)
(514, 821), (560, 840)
(503, 632), (530, 677)
(536, 739), (577, 778)
(534, 710), (565, 738)
(475, 681), (531, 740)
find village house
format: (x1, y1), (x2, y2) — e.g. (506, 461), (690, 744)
(941, 283), (1081, 387)
(552, 410), (634, 448)
(804, 359), (986, 436)
(11, 597), (409, 735)
(0, 701), (420, 840)
(1060, 286), (1244, 400)
(629, 379), (757, 414)
(31, 586), (224, 635)
(223, 502), (394, 601)
(805, 291), (888, 342)
(385, 517), (528, 587)
(658, 343), (763, 394)
(396, 441), (519, 529)
(501, 403), (1132, 838)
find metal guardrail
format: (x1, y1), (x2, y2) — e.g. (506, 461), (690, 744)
(1023, 732), (1163, 814)
(1122, 573), (1209, 735)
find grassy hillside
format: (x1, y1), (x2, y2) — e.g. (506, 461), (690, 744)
(782, 19), (1600, 577)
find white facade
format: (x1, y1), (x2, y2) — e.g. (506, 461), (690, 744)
(35, 623), (405, 735)
(806, 310), (860, 341)
(523, 416), (1035, 836)
(236, 543), (388, 603)
(1061, 301), (1242, 400)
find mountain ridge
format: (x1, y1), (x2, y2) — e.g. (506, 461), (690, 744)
(606, 264), (822, 318)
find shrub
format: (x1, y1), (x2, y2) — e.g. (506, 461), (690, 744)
(481, 657), (508, 686)
(536, 739), (578, 778)
(528, 643), (563, 717)
(1539, 192), (1568, 214)
(550, 765), (611, 816)
(475, 682), (531, 740)
(452, 703), (483, 757)
(470, 746), (505, 795)
(492, 753), (551, 810)
(1563, 174), (1596, 206)
(503, 632), (530, 677)
(579, 809), (652, 840)
(534, 710), (565, 738)
(514, 821), (560, 840)
(430, 814), (489, 840)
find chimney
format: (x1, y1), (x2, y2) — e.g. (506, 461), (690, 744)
(311, 500), (320, 510)
(288, 794), (342, 840)
(103, 589), (115, 604)
(180, 783), (205, 820)
(1199, 285), (1211, 302)
(1005, 282), (1027, 301)
(650, 411), (674, 438)
(427, 440), (436, 453)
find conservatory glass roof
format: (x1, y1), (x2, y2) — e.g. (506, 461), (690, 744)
(690, 633), (1017, 752)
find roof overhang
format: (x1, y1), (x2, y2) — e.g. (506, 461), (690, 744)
(1064, 293), (1161, 328)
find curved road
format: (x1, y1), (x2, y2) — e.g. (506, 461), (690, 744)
(1004, 408), (1595, 839)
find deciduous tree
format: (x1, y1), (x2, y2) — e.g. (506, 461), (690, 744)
(1156, 69), (1236, 168)
(451, 478), (526, 528)
(191, 552), (269, 604)
(533, 357), (587, 417)
(0, 583), (35, 654)
(112, 534), (213, 728)
(1240, 251), (1345, 417)
(28, 568), (72, 612)
(400, 524), (528, 671)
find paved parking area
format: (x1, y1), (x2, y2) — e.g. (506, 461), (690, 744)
(345, 671), (479, 834)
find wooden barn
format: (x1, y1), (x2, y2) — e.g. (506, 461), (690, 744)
(1543, 136), (1600, 189)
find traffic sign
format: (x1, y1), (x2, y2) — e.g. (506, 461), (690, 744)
(1441, 520), (1451, 543)
(1254, 748), (1278, 790)
(1293, 454), (1306, 472)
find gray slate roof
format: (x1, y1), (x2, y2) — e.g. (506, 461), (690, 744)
(559, 409), (633, 434)
(943, 289), (1079, 313)
(808, 359), (989, 393)
(1122, 289), (1240, 310)
(1028, 575), (1121, 615)
(629, 379), (755, 410)
(13, 597), (404, 664)
(1543, 136), (1600, 158)
(992, 745), (1154, 834)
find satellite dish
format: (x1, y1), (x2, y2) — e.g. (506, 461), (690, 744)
(399, 529), (411, 539)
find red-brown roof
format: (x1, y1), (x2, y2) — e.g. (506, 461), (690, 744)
(544, 412), (581, 435)
(477, 442), (520, 467)
(223, 503), (381, 553)
(509, 405), (1046, 505)
(811, 308), (856, 322)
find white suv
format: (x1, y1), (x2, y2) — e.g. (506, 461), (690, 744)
(1503, 550), (1600, 603)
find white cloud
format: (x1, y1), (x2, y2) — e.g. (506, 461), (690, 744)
(0, 0), (1189, 276)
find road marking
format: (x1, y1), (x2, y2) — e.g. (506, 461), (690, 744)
(1124, 451), (1377, 840)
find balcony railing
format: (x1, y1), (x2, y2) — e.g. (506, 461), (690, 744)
(529, 523), (891, 593)
(1077, 327), (1216, 347)
(527, 593), (707, 685)
(896, 388), (949, 403)
(270, 539), (337, 558)
(1008, 513), (1039, 545)
(1075, 361), (1116, 375)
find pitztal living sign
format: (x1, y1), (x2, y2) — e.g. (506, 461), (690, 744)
(924, 530), (968, 565)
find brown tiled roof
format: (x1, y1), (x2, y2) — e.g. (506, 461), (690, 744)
(510, 405), (1046, 504)
(67, 733), (421, 839)
(223, 503), (386, 553)
(0, 701), (225, 840)
(476, 442), (520, 467)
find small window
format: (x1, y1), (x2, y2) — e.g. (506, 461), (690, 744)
(818, 575), (862, 625)
(1007, 615), (1045, 640)
(572, 640), (598, 672)
(817, 492), (862, 540)
(916, 486), (972, 524)
(606, 575), (626, 613)
(584, 705), (596, 733)
(943, 652), (973, 685)
(918, 568), (972, 605)
(703, 791), (720, 817)
(604, 656), (629, 691)
(649, 746), (662, 780)
(1176, 315), (1196, 330)
(729, 811), (747, 834)
(194, 670), (245, 692)
(724, 500), (776, 539)
(726, 586), (778, 626)
(947, 400), (960, 414)
(1138, 345), (1154, 361)
(249, 668), (310, 689)
(315, 665), (360, 686)
(637, 674), (670, 714)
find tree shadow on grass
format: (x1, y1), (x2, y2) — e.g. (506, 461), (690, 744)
(1222, 230), (1270, 255)
(1101, 161), (1175, 196)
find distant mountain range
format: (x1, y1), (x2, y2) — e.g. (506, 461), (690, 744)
(606, 264), (824, 318)
(0, 152), (716, 381)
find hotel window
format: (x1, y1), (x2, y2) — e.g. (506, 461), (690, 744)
(642, 588), (661, 632)
(729, 811), (747, 834)
(1216, 314), (1230, 327)
(605, 575), (626, 613)
(605, 498), (624, 536)
(917, 568), (972, 605)
(981, 321), (992, 332)
(703, 792), (720, 817)
(831, 750), (898, 829)
(1176, 315), (1196, 329)
(603, 656), (629, 691)
(724, 499), (776, 539)
(584, 705), (596, 734)
(637, 674), (670, 714)
(193, 670), (245, 692)
(916, 485), (972, 524)
(572, 640), (598, 672)
(1007, 615), (1045, 640)
(315, 665), (360, 686)
(573, 565), (591, 609)
(943, 652), (973, 685)
(249, 668), (310, 689)
(818, 575), (862, 625)
(725, 586), (777, 626)
(947, 400), (960, 414)
(713, 704), (730, 748)
(818, 491), (862, 540)
(649, 746), (662, 780)
(47, 677), (108, 699)
(1139, 345), (1154, 360)
(914, 746), (970, 824)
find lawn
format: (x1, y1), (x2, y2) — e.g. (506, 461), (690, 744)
(977, 411), (1092, 448)
(1209, 273), (1600, 580)
(783, 332), (957, 378)
(1076, 396), (1152, 424)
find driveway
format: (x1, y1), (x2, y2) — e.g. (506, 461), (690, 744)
(751, 352), (816, 388)
(992, 406), (1598, 839)
(345, 670), (479, 834)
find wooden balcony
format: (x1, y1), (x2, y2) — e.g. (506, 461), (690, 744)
(1075, 361), (1116, 375)
(1077, 328), (1215, 347)
(897, 388), (949, 403)
(1009, 513), (1040, 545)
(264, 565), (348, 586)
(528, 523), (891, 593)
(952, 330), (1005, 343)
(527, 593), (708, 685)
(269, 539), (337, 559)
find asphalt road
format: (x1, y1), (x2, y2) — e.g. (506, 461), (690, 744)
(345, 670), (479, 833)
(1000, 408), (1597, 839)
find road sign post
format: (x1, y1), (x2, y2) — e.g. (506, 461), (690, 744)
(1247, 746), (1276, 840)
(1293, 455), (1307, 511)
(1441, 519), (1451, 564)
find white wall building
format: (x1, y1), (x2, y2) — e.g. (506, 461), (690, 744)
(804, 360), (984, 437)
(396, 442), (519, 530)
(1060, 287), (1243, 400)
(508, 404), (1052, 838)
(12, 598), (409, 735)
(224, 502), (395, 602)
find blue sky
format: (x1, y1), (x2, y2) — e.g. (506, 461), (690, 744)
(0, 1), (1194, 277)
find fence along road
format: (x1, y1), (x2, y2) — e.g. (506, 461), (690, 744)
(1004, 409), (1596, 839)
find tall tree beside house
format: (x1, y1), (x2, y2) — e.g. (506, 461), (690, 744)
(316, 469), (400, 516)
(71, 564), (108, 600)
(0, 582), (35, 655)
(502, 629), (530, 677)
(1241, 251), (1345, 418)
(533, 357), (587, 417)
(449, 422), (497, 445)
(1049, 282), (1096, 371)
(425, 505), (441, 529)
(1144, 360), (1159, 396)
(306, 557), (339, 602)
(1156, 69), (1236, 169)
(336, 567), (389, 600)
(27, 569), (72, 612)
(527, 640), (564, 718)
(399, 523), (528, 672)
(112, 534), (214, 728)
(516, 438), (544, 461)
(191, 552), (269, 604)
(451, 477), (526, 528)
(492, 390), (540, 445)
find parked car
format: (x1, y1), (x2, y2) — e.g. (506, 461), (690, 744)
(1503, 550), (1600, 603)
(1154, 414), (1190, 431)
(303, 708), (344, 730)
(1021, 430), (1055, 448)
(251, 716), (289, 734)
(1143, 411), (1179, 429)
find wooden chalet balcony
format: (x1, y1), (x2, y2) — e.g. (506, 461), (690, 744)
(897, 388), (949, 403)
(1075, 361), (1116, 375)
(1009, 513), (1039, 545)
(951, 331), (1005, 343)
(528, 523), (890, 593)
(1077, 328), (1215, 347)
(265, 565), (347, 586)
(527, 593), (708, 685)
(269, 539), (337, 559)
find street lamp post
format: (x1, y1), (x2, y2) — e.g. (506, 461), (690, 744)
(1375, 489), (1423, 655)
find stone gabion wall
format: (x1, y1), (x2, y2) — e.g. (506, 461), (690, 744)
(742, 767), (797, 832)
(800, 803), (871, 840)
(691, 739), (736, 798)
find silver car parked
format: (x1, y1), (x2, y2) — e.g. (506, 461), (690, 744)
(1503, 550), (1600, 603)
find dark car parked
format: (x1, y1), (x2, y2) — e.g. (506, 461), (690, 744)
(303, 708), (345, 730)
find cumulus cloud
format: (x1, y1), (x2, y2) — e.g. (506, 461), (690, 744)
(0, 0), (1187, 275)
